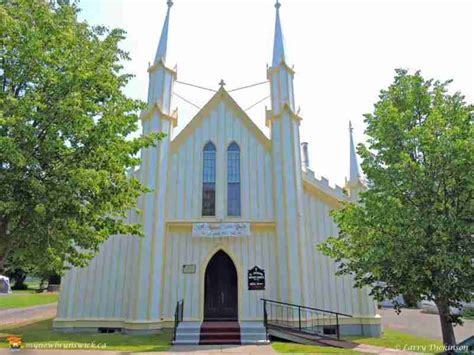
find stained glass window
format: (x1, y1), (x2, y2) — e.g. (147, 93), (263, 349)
(227, 142), (241, 216)
(202, 142), (216, 216)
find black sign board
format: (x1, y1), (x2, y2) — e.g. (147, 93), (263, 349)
(248, 266), (265, 290)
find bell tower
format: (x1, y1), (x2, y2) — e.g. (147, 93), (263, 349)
(266, 0), (308, 305)
(133, 0), (177, 321)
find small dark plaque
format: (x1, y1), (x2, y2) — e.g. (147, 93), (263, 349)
(182, 264), (196, 274)
(248, 266), (265, 290)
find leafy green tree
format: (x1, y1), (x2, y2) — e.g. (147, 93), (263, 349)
(319, 70), (473, 348)
(0, 0), (163, 273)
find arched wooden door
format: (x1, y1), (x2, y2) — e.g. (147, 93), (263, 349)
(204, 250), (238, 320)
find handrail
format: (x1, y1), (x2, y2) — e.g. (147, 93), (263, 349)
(261, 298), (352, 340)
(261, 298), (353, 318)
(173, 299), (184, 342)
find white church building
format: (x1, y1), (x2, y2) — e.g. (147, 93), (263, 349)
(55, 0), (382, 344)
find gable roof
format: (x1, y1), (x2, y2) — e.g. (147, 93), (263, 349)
(170, 88), (271, 152)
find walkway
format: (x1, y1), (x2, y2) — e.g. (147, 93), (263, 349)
(169, 344), (276, 353)
(0, 344), (417, 354)
(0, 303), (57, 327)
(0, 346), (276, 355)
(379, 308), (474, 341)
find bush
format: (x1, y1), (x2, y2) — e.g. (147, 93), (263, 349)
(402, 293), (418, 308)
(11, 281), (28, 290)
(8, 269), (28, 290)
(461, 308), (474, 319)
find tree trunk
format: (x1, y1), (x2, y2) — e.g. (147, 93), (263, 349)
(0, 218), (10, 274)
(435, 300), (457, 354)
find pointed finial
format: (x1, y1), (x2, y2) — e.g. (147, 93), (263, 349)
(154, 0), (173, 64)
(272, 0), (285, 67)
(219, 79), (226, 88)
(349, 120), (360, 183)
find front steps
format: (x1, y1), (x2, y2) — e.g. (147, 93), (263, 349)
(200, 321), (240, 345)
(173, 321), (268, 345)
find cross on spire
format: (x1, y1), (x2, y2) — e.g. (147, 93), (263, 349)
(219, 79), (226, 88)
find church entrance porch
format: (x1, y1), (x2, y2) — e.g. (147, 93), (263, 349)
(204, 250), (238, 321)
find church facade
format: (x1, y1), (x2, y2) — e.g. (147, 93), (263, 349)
(54, 1), (381, 341)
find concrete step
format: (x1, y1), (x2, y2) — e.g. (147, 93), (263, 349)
(173, 321), (268, 345)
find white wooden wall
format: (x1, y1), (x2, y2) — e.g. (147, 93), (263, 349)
(56, 96), (377, 325)
(302, 189), (377, 317)
(166, 99), (273, 222)
(160, 228), (277, 321)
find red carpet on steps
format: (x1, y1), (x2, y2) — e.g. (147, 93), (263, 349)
(199, 321), (241, 345)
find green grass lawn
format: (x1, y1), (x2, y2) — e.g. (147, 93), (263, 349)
(272, 328), (443, 354)
(0, 290), (59, 309)
(272, 342), (363, 354)
(346, 328), (443, 353)
(0, 318), (172, 352)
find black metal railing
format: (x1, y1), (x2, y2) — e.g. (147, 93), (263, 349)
(173, 299), (184, 342)
(261, 298), (352, 340)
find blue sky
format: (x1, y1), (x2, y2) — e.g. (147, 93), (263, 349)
(77, 0), (473, 186)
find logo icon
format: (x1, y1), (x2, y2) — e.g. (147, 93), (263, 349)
(6, 336), (22, 352)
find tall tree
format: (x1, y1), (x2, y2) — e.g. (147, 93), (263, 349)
(319, 70), (473, 349)
(0, 0), (163, 273)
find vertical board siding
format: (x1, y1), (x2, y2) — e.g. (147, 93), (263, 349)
(56, 96), (378, 325)
(302, 189), (376, 316)
(161, 228), (277, 320)
(166, 101), (273, 221)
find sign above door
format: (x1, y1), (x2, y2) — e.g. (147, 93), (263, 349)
(192, 223), (251, 238)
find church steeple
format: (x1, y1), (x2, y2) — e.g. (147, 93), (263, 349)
(346, 121), (365, 202)
(266, 0), (308, 306)
(146, 0), (177, 112)
(349, 121), (361, 184)
(272, 0), (285, 67)
(154, 0), (173, 64)
(134, 0), (177, 322)
(267, 0), (296, 115)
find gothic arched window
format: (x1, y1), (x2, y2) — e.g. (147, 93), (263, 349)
(227, 142), (241, 216)
(202, 142), (216, 216)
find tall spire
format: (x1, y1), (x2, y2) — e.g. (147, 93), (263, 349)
(349, 121), (361, 183)
(272, 0), (285, 67)
(154, 0), (173, 64)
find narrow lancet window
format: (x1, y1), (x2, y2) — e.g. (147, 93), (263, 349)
(202, 142), (216, 216)
(227, 142), (241, 216)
